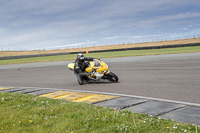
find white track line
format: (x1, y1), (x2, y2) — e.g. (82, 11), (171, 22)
(66, 89), (200, 107)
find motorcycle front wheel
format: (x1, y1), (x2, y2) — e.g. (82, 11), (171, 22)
(107, 72), (118, 82)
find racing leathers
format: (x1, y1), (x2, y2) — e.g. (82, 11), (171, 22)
(74, 57), (95, 77)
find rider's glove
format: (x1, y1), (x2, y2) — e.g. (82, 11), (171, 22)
(85, 61), (90, 67)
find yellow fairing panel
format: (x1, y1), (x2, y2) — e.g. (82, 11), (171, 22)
(96, 61), (108, 73)
(85, 67), (93, 73)
(85, 61), (94, 73)
(68, 63), (75, 70)
(85, 60), (108, 73)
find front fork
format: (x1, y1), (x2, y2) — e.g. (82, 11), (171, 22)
(102, 70), (110, 79)
(105, 70), (110, 74)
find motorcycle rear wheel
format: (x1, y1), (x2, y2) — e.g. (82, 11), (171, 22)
(107, 72), (118, 82)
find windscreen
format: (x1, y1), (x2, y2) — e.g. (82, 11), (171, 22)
(93, 60), (101, 67)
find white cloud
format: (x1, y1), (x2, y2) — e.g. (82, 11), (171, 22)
(161, 12), (200, 21)
(101, 36), (121, 40)
(130, 35), (161, 39)
(44, 41), (97, 49)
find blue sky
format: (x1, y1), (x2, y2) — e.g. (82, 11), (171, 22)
(0, 0), (200, 50)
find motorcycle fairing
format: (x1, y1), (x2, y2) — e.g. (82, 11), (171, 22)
(68, 63), (75, 71)
(85, 59), (108, 74)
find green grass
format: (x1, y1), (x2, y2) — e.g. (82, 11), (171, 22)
(0, 46), (200, 65)
(0, 92), (199, 133)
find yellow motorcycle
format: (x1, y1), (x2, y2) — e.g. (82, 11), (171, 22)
(68, 59), (118, 85)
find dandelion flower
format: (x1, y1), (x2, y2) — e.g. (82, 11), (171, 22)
(13, 125), (15, 127)
(105, 115), (107, 118)
(96, 118), (99, 120)
(166, 127), (169, 129)
(1, 98), (5, 101)
(29, 120), (33, 123)
(19, 121), (21, 124)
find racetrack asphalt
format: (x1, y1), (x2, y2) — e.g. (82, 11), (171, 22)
(0, 52), (200, 104)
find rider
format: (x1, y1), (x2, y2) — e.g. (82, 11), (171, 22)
(74, 53), (95, 77)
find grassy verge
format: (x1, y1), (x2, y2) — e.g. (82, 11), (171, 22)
(0, 92), (199, 133)
(0, 46), (200, 65)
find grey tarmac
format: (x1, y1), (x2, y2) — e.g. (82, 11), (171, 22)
(0, 52), (200, 104)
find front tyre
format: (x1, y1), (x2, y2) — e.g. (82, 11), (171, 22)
(108, 72), (118, 82)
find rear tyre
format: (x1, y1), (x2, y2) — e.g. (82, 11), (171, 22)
(108, 72), (118, 82)
(77, 74), (84, 85)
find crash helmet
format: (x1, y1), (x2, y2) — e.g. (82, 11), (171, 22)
(77, 53), (85, 63)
